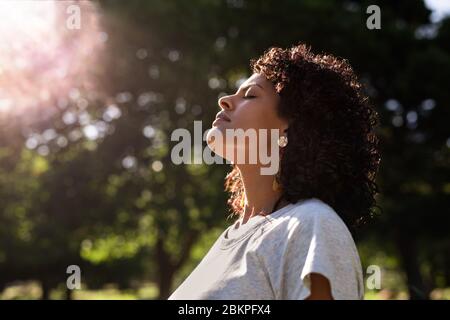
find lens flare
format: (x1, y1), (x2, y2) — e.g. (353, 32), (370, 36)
(0, 0), (105, 115)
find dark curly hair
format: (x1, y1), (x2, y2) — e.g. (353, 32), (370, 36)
(224, 43), (381, 230)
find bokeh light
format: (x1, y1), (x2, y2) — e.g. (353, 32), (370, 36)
(0, 0), (105, 115)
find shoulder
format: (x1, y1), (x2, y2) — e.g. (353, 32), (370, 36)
(290, 198), (343, 222)
(252, 198), (356, 252)
(272, 198), (351, 238)
(252, 198), (364, 300)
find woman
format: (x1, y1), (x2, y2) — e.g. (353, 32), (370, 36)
(169, 43), (381, 300)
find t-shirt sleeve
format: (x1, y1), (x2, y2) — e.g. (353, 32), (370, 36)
(256, 207), (364, 300)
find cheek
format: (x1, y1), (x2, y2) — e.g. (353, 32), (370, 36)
(234, 102), (274, 130)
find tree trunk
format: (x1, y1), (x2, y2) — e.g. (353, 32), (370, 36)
(41, 281), (51, 300)
(395, 231), (429, 300)
(66, 286), (73, 300)
(157, 264), (175, 299)
(156, 235), (175, 299)
(444, 250), (450, 287)
(155, 229), (198, 299)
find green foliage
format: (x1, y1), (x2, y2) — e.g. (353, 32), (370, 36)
(0, 0), (448, 299)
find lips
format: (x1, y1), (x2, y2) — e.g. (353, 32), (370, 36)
(215, 111), (231, 122)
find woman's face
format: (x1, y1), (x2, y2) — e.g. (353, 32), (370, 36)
(206, 73), (288, 164)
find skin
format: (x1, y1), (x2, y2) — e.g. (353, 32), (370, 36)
(207, 73), (333, 300)
(207, 73), (288, 221)
(306, 273), (334, 300)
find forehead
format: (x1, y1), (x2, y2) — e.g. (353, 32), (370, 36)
(240, 73), (277, 95)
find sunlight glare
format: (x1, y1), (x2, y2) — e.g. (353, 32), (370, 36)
(0, 0), (104, 115)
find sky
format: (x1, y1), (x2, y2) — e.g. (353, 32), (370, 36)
(425, 0), (450, 22)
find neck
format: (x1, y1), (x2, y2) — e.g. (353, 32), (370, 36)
(237, 164), (285, 223)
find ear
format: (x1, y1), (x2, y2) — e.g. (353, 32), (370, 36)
(278, 115), (289, 135)
(281, 121), (289, 135)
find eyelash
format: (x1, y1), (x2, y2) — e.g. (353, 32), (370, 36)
(243, 95), (256, 99)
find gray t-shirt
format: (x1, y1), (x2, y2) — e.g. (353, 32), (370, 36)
(168, 198), (364, 300)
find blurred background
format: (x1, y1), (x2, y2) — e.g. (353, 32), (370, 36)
(0, 0), (449, 300)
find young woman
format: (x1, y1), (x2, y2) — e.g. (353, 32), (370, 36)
(169, 43), (381, 300)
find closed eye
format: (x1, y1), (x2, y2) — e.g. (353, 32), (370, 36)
(236, 83), (262, 100)
(243, 89), (256, 99)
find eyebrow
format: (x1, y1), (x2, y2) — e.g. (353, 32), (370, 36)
(237, 83), (264, 93)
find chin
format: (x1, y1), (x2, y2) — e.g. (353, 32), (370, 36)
(206, 126), (236, 162)
(206, 126), (224, 156)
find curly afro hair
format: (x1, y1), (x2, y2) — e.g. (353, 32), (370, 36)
(224, 43), (381, 230)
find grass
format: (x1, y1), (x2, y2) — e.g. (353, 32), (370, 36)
(1, 281), (159, 300)
(1, 280), (449, 300)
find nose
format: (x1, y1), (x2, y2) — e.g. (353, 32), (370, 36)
(218, 94), (233, 111)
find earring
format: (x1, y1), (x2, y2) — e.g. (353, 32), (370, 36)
(273, 135), (287, 191)
(278, 135), (288, 147)
(272, 174), (281, 191)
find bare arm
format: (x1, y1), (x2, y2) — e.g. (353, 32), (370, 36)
(305, 273), (334, 300)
